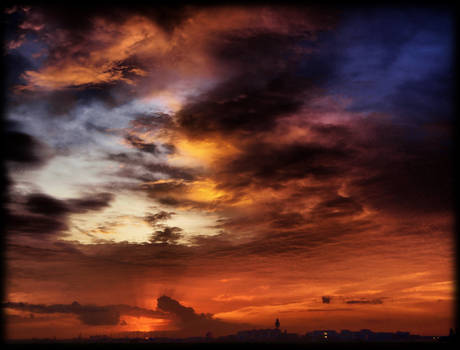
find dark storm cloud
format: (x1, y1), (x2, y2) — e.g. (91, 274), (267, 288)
(385, 69), (453, 123)
(165, 5), (452, 222)
(4, 296), (248, 334)
(156, 296), (250, 336)
(129, 4), (192, 33)
(4, 127), (51, 167)
(209, 5), (338, 73)
(3, 301), (119, 325)
(214, 32), (312, 73)
(348, 119), (453, 215)
(157, 295), (205, 323)
(3, 301), (166, 326)
(7, 192), (114, 238)
(6, 241), (190, 284)
(310, 123), (352, 140)
(270, 212), (306, 229)
(157, 197), (181, 206)
(144, 211), (183, 244)
(331, 8), (453, 124)
(4, 8), (150, 107)
(352, 155), (452, 215)
(177, 73), (315, 137)
(175, 27), (337, 137)
(219, 142), (350, 188)
(33, 3), (192, 34)
(143, 164), (195, 181)
(311, 195), (363, 219)
(124, 135), (159, 155)
(142, 181), (188, 197)
(144, 211), (175, 226)
(129, 113), (174, 131)
(108, 153), (196, 182)
(6, 213), (68, 238)
(228, 216), (379, 258)
(25, 192), (114, 216)
(66, 192), (114, 213)
(122, 114), (177, 155)
(150, 227), (183, 244)
(25, 193), (69, 216)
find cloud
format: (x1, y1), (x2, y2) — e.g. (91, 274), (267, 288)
(127, 112), (175, 133)
(6, 213), (68, 238)
(270, 212), (306, 229)
(4, 296), (249, 336)
(25, 192), (114, 216)
(333, 8), (453, 124)
(156, 296), (251, 337)
(144, 211), (175, 226)
(177, 73), (310, 137)
(218, 141), (350, 189)
(24, 3), (192, 36)
(7, 192), (114, 238)
(3, 301), (166, 326)
(311, 195), (363, 219)
(66, 192), (115, 213)
(124, 135), (159, 155)
(143, 212), (186, 245)
(150, 227), (183, 244)
(9, 5), (331, 94)
(107, 153), (197, 182)
(157, 295), (205, 323)
(3, 5), (454, 339)
(4, 127), (52, 168)
(25, 193), (70, 216)
(351, 152), (453, 215)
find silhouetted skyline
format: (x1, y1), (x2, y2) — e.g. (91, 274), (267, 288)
(6, 325), (456, 344)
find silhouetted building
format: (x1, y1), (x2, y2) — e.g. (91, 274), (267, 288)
(304, 329), (425, 342)
(275, 318), (280, 329)
(305, 330), (338, 341)
(237, 328), (282, 341)
(9, 327), (442, 344)
(339, 329), (353, 341)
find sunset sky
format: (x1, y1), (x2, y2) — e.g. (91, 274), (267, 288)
(3, 4), (455, 339)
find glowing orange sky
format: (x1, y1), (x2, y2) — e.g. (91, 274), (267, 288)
(3, 4), (455, 339)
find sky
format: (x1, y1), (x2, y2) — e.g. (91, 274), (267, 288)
(2, 4), (455, 339)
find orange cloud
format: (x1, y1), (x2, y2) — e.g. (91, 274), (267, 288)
(17, 6), (330, 92)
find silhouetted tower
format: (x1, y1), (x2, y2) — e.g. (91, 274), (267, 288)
(275, 318), (280, 330)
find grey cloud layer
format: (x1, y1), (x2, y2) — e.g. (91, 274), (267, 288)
(3, 300), (166, 326)
(5, 296), (251, 335)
